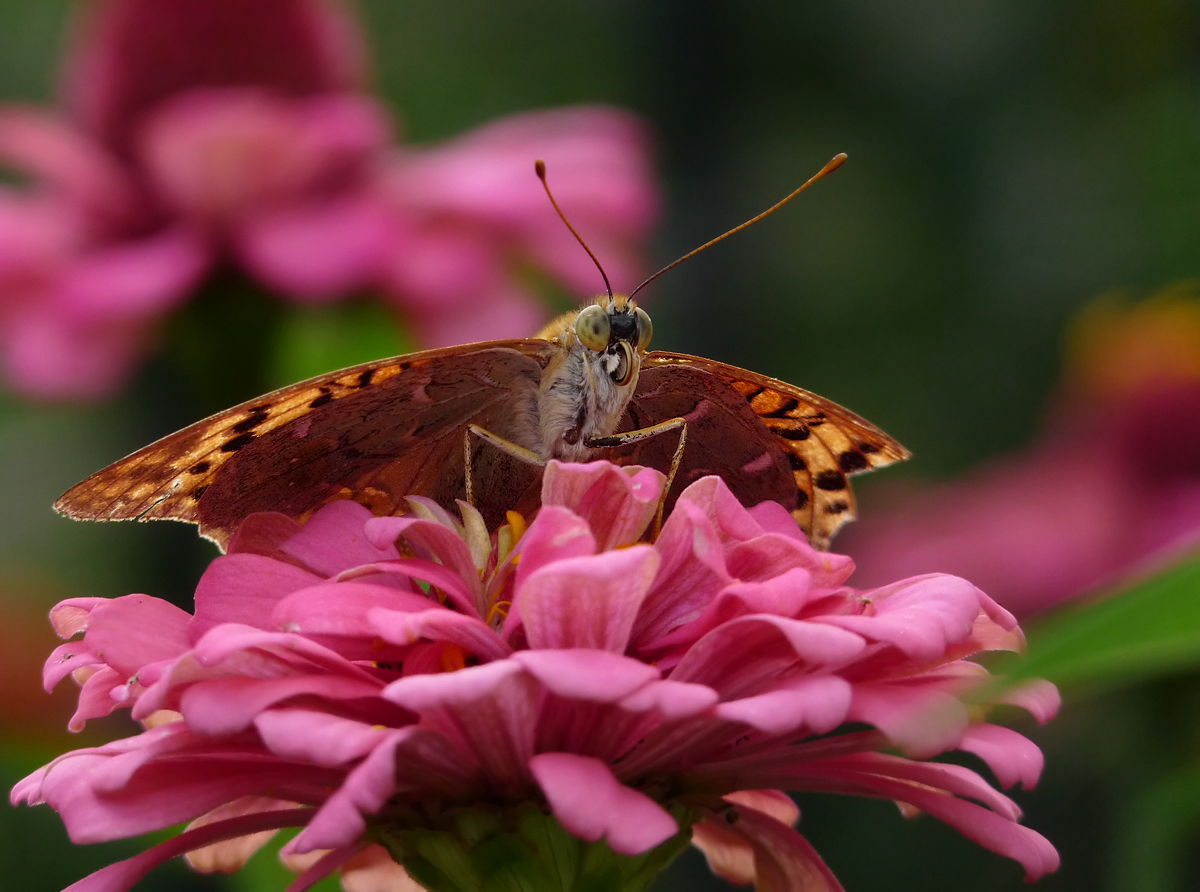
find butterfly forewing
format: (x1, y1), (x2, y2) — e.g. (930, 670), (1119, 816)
(620, 352), (909, 549)
(55, 340), (557, 547)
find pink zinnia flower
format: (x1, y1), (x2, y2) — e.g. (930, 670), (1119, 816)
(0, 0), (658, 398)
(843, 285), (1200, 618)
(15, 460), (1059, 891)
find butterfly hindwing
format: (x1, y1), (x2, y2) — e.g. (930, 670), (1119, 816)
(55, 340), (557, 547)
(623, 352), (909, 549)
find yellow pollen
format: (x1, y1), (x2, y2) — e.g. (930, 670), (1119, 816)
(487, 600), (512, 624)
(371, 637), (387, 651)
(440, 644), (468, 673)
(506, 510), (528, 544)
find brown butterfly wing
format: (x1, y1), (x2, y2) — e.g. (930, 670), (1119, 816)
(616, 352), (910, 550)
(55, 340), (559, 548)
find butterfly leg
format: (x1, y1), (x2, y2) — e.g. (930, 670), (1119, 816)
(587, 417), (688, 535)
(463, 424), (546, 507)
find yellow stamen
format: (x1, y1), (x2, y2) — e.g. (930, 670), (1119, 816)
(487, 600), (512, 625)
(506, 511), (528, 544)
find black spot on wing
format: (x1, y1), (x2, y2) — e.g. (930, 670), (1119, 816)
(838, 450), (869, 472)
(356, 368), (375, 388)
(795, 490), (809, 509)
(232, 408), (270, 434)
(787, 452), (807, 472)
(858, 442), (881, 455)
(188, 461), (210, 475)
(192, 484), (210, 501)
(221, 432), (256, 453)
(309, 388), (334, 408)
(775, 425), (810, 441)
(824, 499), (849, 515)
(763, 399), (800, 419)
(814, 470), (847, 491)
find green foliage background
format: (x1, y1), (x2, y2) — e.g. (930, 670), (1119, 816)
(1, 1), (1199, 890)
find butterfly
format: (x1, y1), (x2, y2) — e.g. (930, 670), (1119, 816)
(55, 155), (910, 551)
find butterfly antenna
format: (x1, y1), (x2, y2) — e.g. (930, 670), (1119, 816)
(629, 152), (848, 300)
(536, 159), (614, 300)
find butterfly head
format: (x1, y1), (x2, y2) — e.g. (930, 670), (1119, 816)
(571, 294), (653, 387)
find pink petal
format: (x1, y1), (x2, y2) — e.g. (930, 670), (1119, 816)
(529, 753), (677, 855)
(44, 642), (103, 692)
(236, 195), (393, 300)
(82, 595), (192, 678)
(670, 616), (865, 697)
(65, 0), (368, 147)
(958, 723), (1045, 789)
(290, 728), (415, 853)
(847, 683), (970, 758)
(618, 679), (719, 719)
(726, 534), (852, 586)
(676, 476), (767, 546)
(69, 665), (128, 730)
(650, 569), (815, 651)
(380, 219), (505, 308)
(179, 674), (383, 736)
(48, 597), (111, 638)
(184, 796), (287, 873)
(715, 676), (852, 736)
(28, 726), (341, 843)
(999, 679), (1061, 724)
(541, 460), (664, 549)
(282, 500), (399, 576)
(283, 843), (362, 892)
(633, 500), (731, 647)
(511, 506), (597, 593)
(342, 559), (477, 615)
(816, 574), (985, 662)
(363, 516), (480, 604)
(193, 554), (324, 639)
(724, 789), (799, 827)
(383, 106), (656, 234)
(188, 625), (380, 681)
(272, 581), (434, 639)
(254, 708), (391, 766)
(57, 807), (312, 892)
(139, 90), (389, 223)
(368, 607), (511, 662)
(518, 546), (660, 651)
(747, 500), (809, 543)
(407, 283), (547, 348)
(511, 649), (659, 701)
(56, 226), (209, 319)
(693, 807), (846, 892)
(819, 768), (1060, 881)
(0, 107), (138, 220)
(383, 661), (537, 796)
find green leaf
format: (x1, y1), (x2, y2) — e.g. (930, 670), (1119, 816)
(1004, 553), (1200, 692)
(268, 301), (415, 389)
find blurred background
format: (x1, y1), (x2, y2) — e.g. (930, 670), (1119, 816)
(1, 1), (1199, 890)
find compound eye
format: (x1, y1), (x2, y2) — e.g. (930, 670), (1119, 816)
(575, 304), (611, 352)
(634, 307), (653, 351)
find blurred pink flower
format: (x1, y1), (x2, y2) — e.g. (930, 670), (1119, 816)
(15, 461), (1058, 891)
(0, 0), (658, 399)
(842, 286), (1200, 618)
